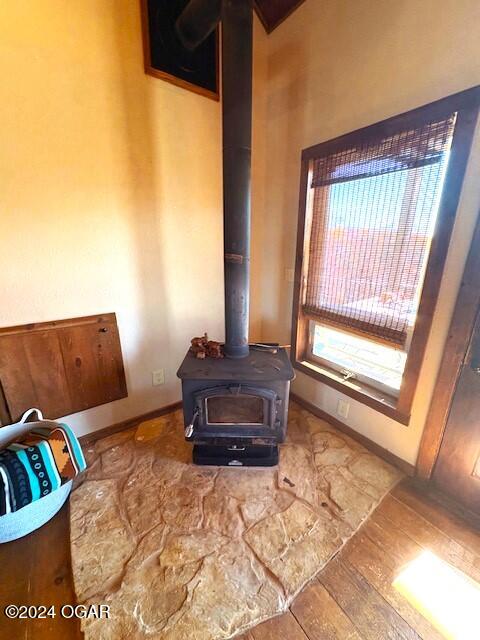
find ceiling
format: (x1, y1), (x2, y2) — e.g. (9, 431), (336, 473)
(254, 0), (306, 33)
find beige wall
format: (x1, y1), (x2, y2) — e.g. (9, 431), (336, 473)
(1, 0), (479, 463)
(260, 0), (480, 464)
(0, 1), (266, 437)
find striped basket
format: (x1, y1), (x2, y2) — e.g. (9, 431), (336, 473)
(0, 408), (73, 544)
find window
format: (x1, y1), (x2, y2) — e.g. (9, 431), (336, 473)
(292, 87), (480, 424)
(310, 324), (407, 394)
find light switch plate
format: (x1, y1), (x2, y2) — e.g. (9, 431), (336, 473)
(285, 268), (295, 283)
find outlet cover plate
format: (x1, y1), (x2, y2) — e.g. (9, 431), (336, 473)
(337, 399), (350, 419)
(152, 369), (165, 386)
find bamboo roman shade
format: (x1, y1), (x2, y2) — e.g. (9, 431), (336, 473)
(304, 113), (456, 347)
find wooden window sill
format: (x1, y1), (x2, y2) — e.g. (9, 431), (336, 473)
(294, 359), (411, 425)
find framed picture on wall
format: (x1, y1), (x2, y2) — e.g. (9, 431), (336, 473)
(140, 0), (219, 101)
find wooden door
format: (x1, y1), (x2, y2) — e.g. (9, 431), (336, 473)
(433, 311), (480, 513)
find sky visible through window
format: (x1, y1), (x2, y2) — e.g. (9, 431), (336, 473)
(327, 161), (444, 236)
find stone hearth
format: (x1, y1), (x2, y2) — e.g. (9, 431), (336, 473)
(70, 403), (402, 640)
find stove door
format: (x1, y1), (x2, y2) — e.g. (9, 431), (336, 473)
(193, 385), (279, 440)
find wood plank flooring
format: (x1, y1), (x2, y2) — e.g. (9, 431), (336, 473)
(239, 479), (480, 640)
(0, 479), (479, 640)
(0, 500), (81, 640)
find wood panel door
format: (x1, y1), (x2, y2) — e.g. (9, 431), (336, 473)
(433, 310), (480, 514)
(58, 322), (128, 414)
(0, 331), (73, 421)
(0, 314), (127, 424)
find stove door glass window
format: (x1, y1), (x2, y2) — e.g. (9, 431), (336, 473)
(206, 395), (264, 425)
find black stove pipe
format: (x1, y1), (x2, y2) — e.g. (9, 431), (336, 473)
(222, 0), (252, 358)
(176, 0), (253, 359)
(175, 0), (222, 51)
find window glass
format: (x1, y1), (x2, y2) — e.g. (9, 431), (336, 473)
(311, 323), (407, 392)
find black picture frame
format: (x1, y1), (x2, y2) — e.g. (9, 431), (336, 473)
(140, 0), (219, 101)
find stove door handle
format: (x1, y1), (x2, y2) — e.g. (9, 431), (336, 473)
(185, 410), (199, 439)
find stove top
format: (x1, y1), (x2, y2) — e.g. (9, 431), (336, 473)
(177, 347), (295, 381)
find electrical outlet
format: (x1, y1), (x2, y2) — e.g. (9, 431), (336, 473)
(152, 369), (165, 386)
(337, 399), (350, 419)
(285, 268), (295, 283)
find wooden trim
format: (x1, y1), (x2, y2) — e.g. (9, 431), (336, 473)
(291, 392), (415, 476)
(143, 68), (220, 102)
(79, 401), (183, 447)
(254, 1), (307, 34)
(291, 86), (480, 424)
(301, 85), (480, 161)
(291, 159), (311, 363)
(397, 103), (480, 415)
(417, 208), (480, 480)
(294, 361), (409, 425)
(139, 0), (220, 102)
(253, 1), (270, 32)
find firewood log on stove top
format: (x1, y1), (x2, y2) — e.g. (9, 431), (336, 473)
(190, 334), (224, 359)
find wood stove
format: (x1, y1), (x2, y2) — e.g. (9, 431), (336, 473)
(177, 348), (293, 465)
(176, 0), (294, 466)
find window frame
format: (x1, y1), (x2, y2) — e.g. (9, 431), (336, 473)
(291, 86), (480, 426)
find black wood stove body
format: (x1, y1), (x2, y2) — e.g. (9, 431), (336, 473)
(177, 348), (294, 466)
(175, 0), (294, 466)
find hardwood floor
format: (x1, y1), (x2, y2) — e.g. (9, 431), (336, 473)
(0, 479), (479, 640)
(240, 479), (480, 640)
(0, 501), (81, 640)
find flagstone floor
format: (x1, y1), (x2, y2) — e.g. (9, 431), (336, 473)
(70, 402), (402, 640)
